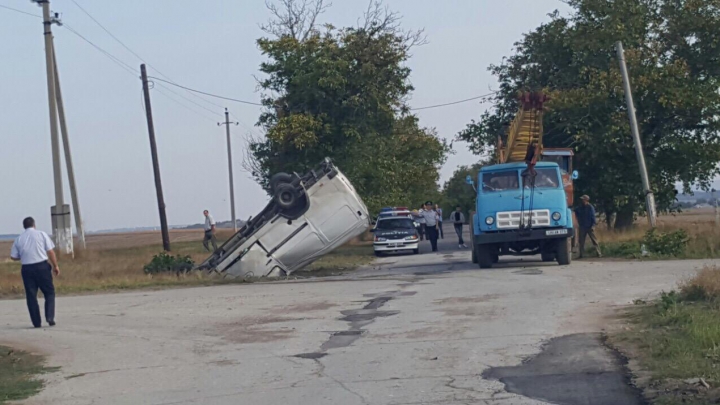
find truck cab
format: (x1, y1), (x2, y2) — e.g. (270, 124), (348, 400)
(469, 161), (574, 268)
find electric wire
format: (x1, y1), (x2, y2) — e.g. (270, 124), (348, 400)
(410, 91), (499, 111)
(69, 0), (227, 112)
(0, 4), (41, 18)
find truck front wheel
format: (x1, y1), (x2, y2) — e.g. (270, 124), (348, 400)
(556, 237), (572, 266)
(477, 245), (494, 269)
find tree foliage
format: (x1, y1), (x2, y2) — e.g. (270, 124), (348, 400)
(457, 0), (720, 228)
(248, 0), (448, 214)
(438, 159), (490, 217)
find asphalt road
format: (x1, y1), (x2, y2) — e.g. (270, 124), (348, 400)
(0, 231), (708, 405)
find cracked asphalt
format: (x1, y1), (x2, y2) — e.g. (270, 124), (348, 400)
(0, 235), (709, 405)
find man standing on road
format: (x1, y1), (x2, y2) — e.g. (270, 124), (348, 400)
(452, 206), (467, 248)
(202, 210), (218, 252)
(435, 204), (444, 239)
(574, 195), (602, 258)
(10, 217), (59, 328)
(419, 201), (440, 252)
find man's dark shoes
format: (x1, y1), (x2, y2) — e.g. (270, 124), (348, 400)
(48, 321), (56, 327)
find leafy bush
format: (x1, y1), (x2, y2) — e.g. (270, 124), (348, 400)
(143, 252), (194, 275)
(642, 229), (689, 256)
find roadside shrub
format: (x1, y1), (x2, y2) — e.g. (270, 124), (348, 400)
(143, 252), (194, 275)
(642, 229), (689, 256)
(680, 265), (720, 302)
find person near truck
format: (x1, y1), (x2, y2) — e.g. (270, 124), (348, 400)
(435, 204), (444, 239)
(413, 205), (427, 241)
(203, 210), (218, 252)
(418, 201), (441, 252)
(574, 195), (602, 258)
(452, 206), (467, 248)
(10, 217), (59, 328)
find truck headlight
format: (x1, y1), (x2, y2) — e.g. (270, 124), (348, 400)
(485, 216), (494, 225)
(375, 236), (387, 242)
(552, 212), (561, 221)
(405, 235), (418, 241)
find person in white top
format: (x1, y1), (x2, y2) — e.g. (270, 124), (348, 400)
(418, 201), (441, 252)
(202, 210), (218, 252)
(10, 217), (60, 328)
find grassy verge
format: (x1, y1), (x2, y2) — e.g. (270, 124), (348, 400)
(0, 240), (374, 299)
(594, 223), (720, 259)
(0, 346), (57, 404)
(610, 265), (720, 404)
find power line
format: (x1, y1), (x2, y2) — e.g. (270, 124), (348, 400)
(63, 24), (139, 78)
(410, 91), (499, 111)
(147, 76), (264, 106)
(154, 87), (217, 122)
(61, 24), (222, 121)
(69, 0), (226, 112)
(0, 4), (41, 18)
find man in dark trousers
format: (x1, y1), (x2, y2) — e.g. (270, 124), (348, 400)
(10, 217), (60, 328)
(574, 195), (602, 258)
(452, 206), (467, 248)
(418, 201), (440, 252)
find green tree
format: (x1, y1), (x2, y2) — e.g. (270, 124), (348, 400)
(247, 0), (449, 214)
(438, 160), (489, 217)
(457, 0), (720, 229)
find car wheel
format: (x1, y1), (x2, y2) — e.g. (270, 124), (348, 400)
(556, 237), (572, 266)
(477, 245), (494, 269)
(413, 249), (419, 255)
(269, 172), (293, 193)
(274, 183), (300, 210)
(374, 251), (384, 257)
(541, 252), (555, 262)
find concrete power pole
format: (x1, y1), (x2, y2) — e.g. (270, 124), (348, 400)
(140, 64), (171, 251)
(616, 41), (657, 228)
(36, 0), (73, 254)
(218, 109), (239, 232)
(52, 44), (86, 249)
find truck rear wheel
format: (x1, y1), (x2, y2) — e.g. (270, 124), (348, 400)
(556, 237), (572, 266)
(477, 245), (494, 269)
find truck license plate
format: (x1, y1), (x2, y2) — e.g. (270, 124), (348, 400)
(388, 243), (400, 248)
(546, 229), (568, 236)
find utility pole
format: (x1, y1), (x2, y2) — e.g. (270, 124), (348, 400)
(52, 43), (86, 249)
(616, 41), (657, 228)
(36, 0), (73, 254)
(218, 108), (238, 232)
(140, 64), (171, 251)
(713, 188), (719, 228)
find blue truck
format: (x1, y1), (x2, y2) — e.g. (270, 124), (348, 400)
(467, 161), (576, 268)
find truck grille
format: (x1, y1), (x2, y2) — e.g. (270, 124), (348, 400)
(496, 210), (551, 229)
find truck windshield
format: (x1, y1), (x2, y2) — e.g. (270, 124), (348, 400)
(376, 218), (415, 230)
(482, 171), (519, 192)
(526, 168), (560, 189)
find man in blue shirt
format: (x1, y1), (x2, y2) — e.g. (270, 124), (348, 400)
(574, 195), (602, 258)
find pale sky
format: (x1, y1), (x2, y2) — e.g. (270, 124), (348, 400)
(0, 0), (573, 234)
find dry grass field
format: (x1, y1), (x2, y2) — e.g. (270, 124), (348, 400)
(593, 208), (720, 258)
(0, 229), (372, 299)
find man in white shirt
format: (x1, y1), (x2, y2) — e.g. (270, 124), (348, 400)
(203, 210), (218, 252)
(10, 217), (60, 328)
(418, 201), (441, 252)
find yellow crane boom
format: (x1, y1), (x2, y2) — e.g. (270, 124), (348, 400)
(497, 92), (548, 164)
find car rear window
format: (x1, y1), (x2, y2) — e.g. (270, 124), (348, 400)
(376, 218), (415, 230)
